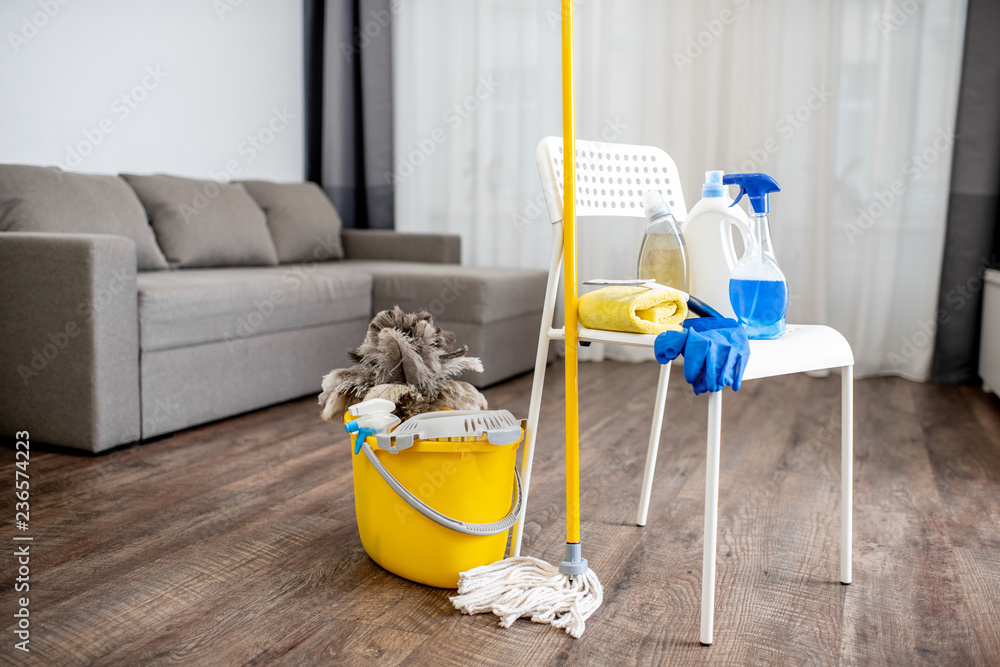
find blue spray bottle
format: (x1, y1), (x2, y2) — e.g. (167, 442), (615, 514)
(723, 173), (788, 340)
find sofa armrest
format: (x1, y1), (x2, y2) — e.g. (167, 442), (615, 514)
(0, 232), (141, 452)
(341, 229), (461, 264)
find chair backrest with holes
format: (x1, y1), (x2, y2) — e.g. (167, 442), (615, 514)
(535, 137), (688, 225)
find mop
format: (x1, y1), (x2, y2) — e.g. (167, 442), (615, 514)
(449, 0), (603, 639)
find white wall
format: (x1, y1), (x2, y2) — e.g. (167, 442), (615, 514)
(0, 0), (303, 181)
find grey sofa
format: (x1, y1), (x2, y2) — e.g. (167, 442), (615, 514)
(0, 165), (547, 453)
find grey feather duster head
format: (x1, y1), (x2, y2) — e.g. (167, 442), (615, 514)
(319, 307), (487, 422)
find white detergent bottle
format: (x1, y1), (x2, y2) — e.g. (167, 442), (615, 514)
(679, 171), (752, 318)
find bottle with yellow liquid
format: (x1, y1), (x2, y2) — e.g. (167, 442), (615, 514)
(637, 189), (689, 291)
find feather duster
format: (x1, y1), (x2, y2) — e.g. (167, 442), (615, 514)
(319, 307), (488, 422)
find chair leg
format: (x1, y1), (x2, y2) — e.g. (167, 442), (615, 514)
(511, 336), (551, 558)
(841, 365), (853, 584)
(700, 390), (723, 646)
(636, 361), (672, 526)
(511, 224), (564, 558)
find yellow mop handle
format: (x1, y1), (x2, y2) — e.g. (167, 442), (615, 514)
(561, 0), (580, 546)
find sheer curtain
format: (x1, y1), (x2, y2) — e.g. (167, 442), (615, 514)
(393, 0), (967, 379)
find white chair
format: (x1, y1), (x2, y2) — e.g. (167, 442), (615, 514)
(513, 137), (854, 645)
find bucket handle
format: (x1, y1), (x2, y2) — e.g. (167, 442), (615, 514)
(360, 441), (522, 536)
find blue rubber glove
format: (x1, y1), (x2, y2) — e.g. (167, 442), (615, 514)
(654, 318), (750, 395)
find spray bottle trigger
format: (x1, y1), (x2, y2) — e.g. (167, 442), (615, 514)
(729, 186), (747, 208)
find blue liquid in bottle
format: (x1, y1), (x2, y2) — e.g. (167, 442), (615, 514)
(729, 278), (788, 340)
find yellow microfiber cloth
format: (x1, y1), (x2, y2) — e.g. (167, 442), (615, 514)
(577, 285), (688, 335)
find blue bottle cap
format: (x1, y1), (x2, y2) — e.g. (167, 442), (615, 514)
(702, 170), (726, 197)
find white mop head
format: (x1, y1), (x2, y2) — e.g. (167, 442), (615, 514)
(450, 556), (603, 638)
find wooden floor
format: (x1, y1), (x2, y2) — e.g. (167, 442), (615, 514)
(3, 361), (1000, 665)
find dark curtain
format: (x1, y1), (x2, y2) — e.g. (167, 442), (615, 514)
(304, 0), (394, 229)
(930, 0), (1000, 384)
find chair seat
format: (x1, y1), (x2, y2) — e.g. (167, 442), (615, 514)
(743, 324), (853, 380)
(549, 326), (658, 348)
(549, 323), (854, 379)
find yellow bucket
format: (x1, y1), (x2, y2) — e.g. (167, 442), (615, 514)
(349, 419), (522, 588)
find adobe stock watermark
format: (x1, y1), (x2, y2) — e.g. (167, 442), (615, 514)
(787, 414), (840, 470)
(944, 456), (974, 483)
(224, 236), (343, 351)
(179, 107), (296, 223)
(673, 0), (751, 71)
(384, 74), (500, 190)
(734, 84), (833, 173)
(340, 0), (407, 62)
(874, 0), (926, 37)
(55, 65), (169, 170)
(213, 0), (245, 20)
(426, 278), (467, 317)
(7, 0), (72, 53)
(393, 441), (473, 525)
(544, 0), (590, 31)
(225, 261), (467, 350)
(16, 268), (133, 385)
(510, 116), (628, 233)
(142, 396), (182, 437)
(258, 440), (301, 489)
(843, 128), (953, 244)
(886, 254), (997, 371)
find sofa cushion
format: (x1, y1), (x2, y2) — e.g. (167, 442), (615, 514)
(122, 173), (279, 268)
(340, 260), (548, 324)
(240, 180), (344, 263)
(0, 164), (169, 270)
(137, 264), (372, 352)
